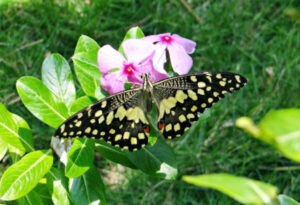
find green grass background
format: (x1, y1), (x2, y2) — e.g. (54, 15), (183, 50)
(1, 0), (300, 204)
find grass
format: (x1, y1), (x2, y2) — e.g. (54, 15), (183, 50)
(1, 0), (300, 204)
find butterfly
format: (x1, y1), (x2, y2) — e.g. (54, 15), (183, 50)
(55, 72), (247, 151)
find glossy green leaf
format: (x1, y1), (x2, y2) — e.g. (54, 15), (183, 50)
(17, 77), (68, 128)
(72, 52), (104, 99)
(69, 96), (96, 115)
(182, 173), (278, 205)
(119, 26), (144, 54)
(0, 150), (53, 200)
(259, 109), (300, 162)
(8, 146), (24, 163)
(17, 190), (43, 205)
(95, 140), (136, 169)
(42, 53), (76, 107)
(0, 103), (33, 153)
(125, 138), (177, 180)
(66, 138), (95, 178)
(70, 165), (107, 205)
(33, 183), (53, 205)
(47, 168), (71, 205)
(74, 35), (100, 54)
(278, 195), (300, 205)
(0, 138), (7, 161)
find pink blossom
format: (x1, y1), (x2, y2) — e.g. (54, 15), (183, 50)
(143, 33), (196, 75)
(98, 39), (169, 94)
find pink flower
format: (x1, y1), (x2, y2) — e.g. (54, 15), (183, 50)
(98, 39), (169, 94)
(143, 33), (196, 75)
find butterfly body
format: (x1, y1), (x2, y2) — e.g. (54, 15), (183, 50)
(55, 72), (247, 151)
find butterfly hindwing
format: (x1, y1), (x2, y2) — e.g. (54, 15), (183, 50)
(152, 72), (247, 139)
(55, 89), (150, 151)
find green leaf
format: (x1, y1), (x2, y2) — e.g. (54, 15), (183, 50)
(66, 138), (95, 178)
(119, 26), (144, 54)
(72, 52), (105, 99)
(0, 138), (7, 161)
(125, 138), (177, 180)
(33, 183), (53, 205)
(69, 96), (96, 115)
(0, 150), (53, 200)
(70, 165), (107, 205)
(74, 35), (100, 54)
(259, 109), (300, 162)
(0, 103), (34, 153)
(182, 173), (278, 205)
(278, 195), (300, 205)
(47, 168), (71, 205)
(17, 190), (43, 205)
(42, 53), (76, 107)
(95, 140), (136, 169)
(8, 146), (25, 163)
(17, 77), (68, 128)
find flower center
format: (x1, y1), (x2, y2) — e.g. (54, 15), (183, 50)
(161, 35), (173, 44)
(124, 63), (135, 74)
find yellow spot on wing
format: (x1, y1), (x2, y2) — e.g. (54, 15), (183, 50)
(187, 113), (195, 119)
(131, 137), (137, 145)
(115, 134), (122, 141)
(213, 92), (219, 97)
(85, 127), (91, 133)
(115, 106), (126, 121)
(165, 124), (172, 132)
(123, 132), (130, 140)
(208, 98), (213, 103)
(235, 75), (241, 83)
(109, 129), (116, 134)
(90, 119), (96, 124)
(101, 101), (107, 108)
(106, 111), (114, 125)
(176, 90), (188, 103)
(92, 129), (98, 135)
(75, 121), (82, 127)
(100, 131), (105, 136)
(95, 110), (103, 117)
(201, 103), (206, 108)
(190, 76), (197, 82)
(138, 133), (145, 140)
(216, 73), (222, 79)
(198, 82), (206, 88)
(219, 81), (226, 86)
(78, 113), (83, 119)
(98, 116), (104, 124)
(126, 107), (147, 124)
(179, 114), (186, 122)
(159, 97), (177, 120)
(197, 89), (205, 95)
(174, 123), (180, 132)
(60, 124), (65, 133)
(191, 105), (197, 112)
(187, 90), (198, 101)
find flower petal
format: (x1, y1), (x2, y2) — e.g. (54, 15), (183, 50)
(168, 44), (193, 75)
(122, 39), (155, 64)
(172, 34), (196, 54)
(100, 71), (127, 94)
(142, 33), (171, 43)
(152, 44), (167, 74)
(149, 66), (169, 82)
(98, 45), (125, 74)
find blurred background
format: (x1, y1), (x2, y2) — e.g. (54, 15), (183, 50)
(1, 0), (300, 204)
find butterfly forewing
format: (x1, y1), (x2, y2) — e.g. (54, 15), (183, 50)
(55, 88), (150, 151)
(152, 72), (247, 139)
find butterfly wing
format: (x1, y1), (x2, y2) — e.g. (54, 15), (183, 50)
(152, 72), (247, 139)
(55, 89), (150, 151)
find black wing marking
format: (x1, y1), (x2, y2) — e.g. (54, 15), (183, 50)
(152, 72), (247, 139)
(55, 89), (150, 151)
